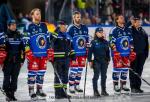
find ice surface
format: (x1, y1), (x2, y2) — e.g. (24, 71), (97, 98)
(0, 58), (150, 102)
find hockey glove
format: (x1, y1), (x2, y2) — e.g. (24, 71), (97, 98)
(122, 56), (130, 67)
(25, 50), (33, 61)
(0, 50), (7, 66)
(129, 51), (136, 62)
(25, 46), (33, 61)
(47, 48), (54, 62)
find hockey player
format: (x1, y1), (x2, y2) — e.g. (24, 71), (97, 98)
(68, 11), (89, 94)
(88, 27), (110, 97)
(52, 21), (75, 99)
(23, 8), (53, 100)
(2, 19), (25, 101)
(109, 14), (136, 94)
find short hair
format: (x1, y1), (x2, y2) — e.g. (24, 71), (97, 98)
(73, 11), (81, 16)
(30, 8), (41, 16)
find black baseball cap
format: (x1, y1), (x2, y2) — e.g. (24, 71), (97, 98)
(95, 27), (103, 33)
(7, 19), (16, 25)
(133, 16), (140, 20)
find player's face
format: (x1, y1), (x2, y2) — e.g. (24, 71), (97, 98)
(117, 15), (125, 24)
(8, 23), (17, 31)
(134, 20), (141, 28)
(32, 10), (41, 22)
(96, 31), (103, 38)
(60, 25), (67, 33)
(73, 14), (81, 24)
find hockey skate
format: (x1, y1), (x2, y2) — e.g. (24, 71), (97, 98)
(75, 85), (83, 93)
(121, 85), (130, 95)
(36, 89), (47, 100)
(69, 86), (75, 94)
(114, 85), (121, 95)
(29, 89), (38, 101)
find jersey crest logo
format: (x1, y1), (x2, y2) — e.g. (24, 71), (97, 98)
(120, 37), (129, 50)
(76, 37), (86, 49)
(36, 35), (46, 49)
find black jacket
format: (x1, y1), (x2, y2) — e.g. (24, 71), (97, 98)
(5, 29), (25, 63)
(88, 37), (110, 62)
(131, 26), (149, 58)
(52, 29), (75, 61)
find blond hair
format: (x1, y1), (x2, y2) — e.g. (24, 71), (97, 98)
(30, 8), (41, 17)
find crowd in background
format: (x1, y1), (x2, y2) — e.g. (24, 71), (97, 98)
(16, 0), (150, 26)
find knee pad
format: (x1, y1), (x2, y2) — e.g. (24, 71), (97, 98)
(75, 68), (83, 79)
(120, 71), (128, 81)
(112, 71), (120, 81)
(77, 68), (83, 74)
(28, 71), (37, 85)
(36, 70), (46, 85)
(69, 67), (78, 85)
(69, 68), (78, 79)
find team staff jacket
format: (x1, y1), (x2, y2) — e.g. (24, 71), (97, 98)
(5, 29), (25, 63)
(109, 26), (134, 57)
(88, 38), (110, 62)
(131, 26), (149, 58)
(23, 22), (51, 57)
(52, 28), (75, 60)
(67, 24), (89, 57)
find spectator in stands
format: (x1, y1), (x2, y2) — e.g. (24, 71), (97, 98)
(138, 12), (150, 25)
(85, 0), (95, 18)
(82, 12), (92, 25)
(105, 0), (113, 16)
(105, 15), (114, 25)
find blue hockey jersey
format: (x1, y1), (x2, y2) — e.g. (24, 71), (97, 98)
(67, 24), (89, 56)
(0, 32), (6, 45)
(109, 26), (133, 57)
(23, 22), (51, 57)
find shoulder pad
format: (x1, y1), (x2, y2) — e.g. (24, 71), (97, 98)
(109, 27), (117, 34)
(67, 24), (74, 32)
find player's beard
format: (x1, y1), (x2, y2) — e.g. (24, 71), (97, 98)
(74, 19), (81, 25)
(33, 16), (41, 24)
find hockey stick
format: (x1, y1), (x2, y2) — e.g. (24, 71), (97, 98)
(53, 65), (71, 102)
(129, 68), (150, 86)
(121, 60), (150, 86)
(83, 59), (88, 98)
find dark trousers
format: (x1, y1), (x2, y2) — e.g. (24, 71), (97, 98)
(92, 60), (108, 91)
(53, 59), (69, 97)
(2, 61), (21, 92)
(129, 53), (146, 89)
